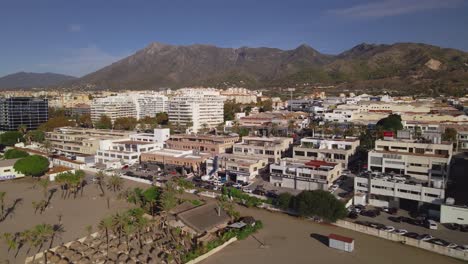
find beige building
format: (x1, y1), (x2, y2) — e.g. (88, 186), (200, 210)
(270, 159), (342, 191)
(293, 137), (360, 169)
(140, 149), (211, 172)
(206, 154), (268, 183)
(368, 137), (453, 181)
(165, 134), (239, 155)
(46, 127), (132, 155)
(233, 136), (293, 163)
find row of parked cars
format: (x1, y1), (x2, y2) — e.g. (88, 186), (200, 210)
(355, 221), (468, 251)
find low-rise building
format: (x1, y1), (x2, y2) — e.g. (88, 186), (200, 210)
(368, 136), (453, 181)
(233, 136), (293, 163)
(166, 134), (239, 155)
(269, 159), (341, 191)
(354, 172), (445, 207)
(293, 137), (359, 169)
(457, 131), (468, 152)
(140, 149), (211, 173)
(0, 159), (24, 181)
(206, 154), (268, 183)
(46, 127), (133, 155)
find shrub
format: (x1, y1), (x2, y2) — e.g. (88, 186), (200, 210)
(13, 155), (49, 177)
(0, 131), (24, 146)
(4, 149), (29, 159)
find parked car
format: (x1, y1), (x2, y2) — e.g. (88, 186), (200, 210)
(307, 216), (323, 223)
(455, 245), (468, 252)
(329, 184), (339, 193)
(382, 207), (398, 215)
(253, 189), (266, 196)
(426, 219), (438, 230)
(417, 234), (434, 241)
(242, 188), (253, 193)
(348, 212), (359, 219)
(443, 223), (460, 230)
(381, 226), (395, 232)
(447, 243), (458, 249)
(430, 239), (449, 247)
(393, 229), (408, 235)
(460, 225), (468, 232)
(409, 218), (425, 226)
(404, 232), (419, 239)
(233, 183), (242, 189)
(266, 190), (279, 199)
(360, 210), (378, 218)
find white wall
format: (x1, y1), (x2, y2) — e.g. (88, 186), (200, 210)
(440, 204), (468, 224)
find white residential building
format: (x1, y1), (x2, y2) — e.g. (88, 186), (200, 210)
(206, 154), (268, 183)
(368, 137), (453, 181)
(270, 159), (342, 191)
(324, 109), (354, 123)
(95, 128), (170, 167)
(233, 136), (293, 163)
(91, 96), (137, 123)
(293, 137), (360, 169)
(168, 89), (225, 133)
(132, 94), (168, 119)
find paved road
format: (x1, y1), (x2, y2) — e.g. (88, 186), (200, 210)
(349, 210), (468, 246)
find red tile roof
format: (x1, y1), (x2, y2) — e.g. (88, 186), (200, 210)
(329, 233), (354, 243)
(304, 160), (336, 168)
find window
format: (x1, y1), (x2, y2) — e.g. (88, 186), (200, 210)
(295, 151), (305, 156)
(307, 152), (317, 157)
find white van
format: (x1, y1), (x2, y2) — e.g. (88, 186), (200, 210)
(427, 219), (438, 230)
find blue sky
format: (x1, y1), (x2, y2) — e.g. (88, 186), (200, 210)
(1, 0), (467, 77)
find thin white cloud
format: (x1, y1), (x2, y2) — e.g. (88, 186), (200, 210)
(38, 45), (130, 77)
(68, 24), (82, 32)
(328, 0), (465, 18)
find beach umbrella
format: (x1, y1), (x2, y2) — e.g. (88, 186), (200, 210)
(118, 253), (128, 262)
(55, 246), (67, 254)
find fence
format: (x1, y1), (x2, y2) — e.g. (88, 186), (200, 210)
(335, 220), (468, 261)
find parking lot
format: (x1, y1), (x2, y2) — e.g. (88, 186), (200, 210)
(348, 209), (468, 246)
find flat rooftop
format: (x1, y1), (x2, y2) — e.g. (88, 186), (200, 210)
(144, 148), (209, 159)
(116, 140), (153, 145)
(176, 203), (230, 234)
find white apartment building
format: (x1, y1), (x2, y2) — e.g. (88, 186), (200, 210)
(270, 159), (341, 191)
(457, 131), (468, 152)
(324, 109), (354, 123)
(233, 136), (293, 163)
(168, 89), (225, 133)
(293, 137), (360, 169)
(368, 137), (453, 181)
(91, 94), (168, 123)
(132, 94), (168, 119)
(95, 128), (170, 167)
(354, 172), (445, 207)
(206, 154), (268, 183)
(91, 96), (137, 123)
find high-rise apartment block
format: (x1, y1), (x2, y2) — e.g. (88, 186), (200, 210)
(0, 97), (48, 131)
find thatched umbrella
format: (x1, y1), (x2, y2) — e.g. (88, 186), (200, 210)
(128, 248), (138, 257)
(57, 258), (69, 264)
(118, 253), (128, 262)
(125, 258), (136, 264)
(49, 255), (61, 263)
(109, 245), (118, 253)
(62, 249), (75, 259)
(91, 252), (104, 262)
(77, 244), (89, 252)
(107, 251), (118, 261)
(147, 257), (157, 264)
(77, 257), (91, 264)
(69, 241), (82, 250)
(83, 247), (96, 257)
(98, 243), (107, 250)
(137, 253), (149, 262)
(117, 243), (128, 252)
(70, 252), (83, 262)
(55, 246), (67, 254)
(142, 244), (152, 253)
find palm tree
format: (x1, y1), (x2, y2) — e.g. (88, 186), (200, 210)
(85, 225), (93, 239)
(42, 140), (53, 158)
(107, 175), (124, 192)
(98, 217), (113, 256)
(2, 232), (17, 252)
(123, 223), (136, 249)
(38, 179), (50, 199)
(0, 191), (6, 217)
(20, 229), (34, 254)
(18, 125), (28, 137)
(112, 212), (128, 243)
(94, 171), (107, 196)
(31, 224), (54, 263)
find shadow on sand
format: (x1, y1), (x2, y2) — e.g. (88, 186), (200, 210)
(310, 233), (329, 247)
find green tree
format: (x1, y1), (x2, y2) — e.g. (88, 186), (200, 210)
(98, 216), (113, 256)
(2, 232), (17, 252)
(13, 155), (50, 177)
(38, 179), (50, 199)
(27, 130), (45, 143)
(224, 100), (241, 121)
(17, 125), (28, 136)
(275, 192), (293, 210)
(4, 149), (29, 159)
(77, 113), (93, 128)
(142, 187), (161, 217)
(155, 112), (169, 125)
(38, 116), (75, 132)
(292, 190), (347, 222)
(94, 171), (107, 196)
(107, 175), (124, 192)
(113, 117), (138, 130)
(0, 131), (24, 146)
(442, 127), (457, 142)
(160, 183), (178, 212)
(376, 114), (403, 132)
(258, 99), (273, 112)
(95, 115), (112, 129)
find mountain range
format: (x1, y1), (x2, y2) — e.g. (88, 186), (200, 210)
(0, 72), (76, 89)
(3, 42), (468, 95)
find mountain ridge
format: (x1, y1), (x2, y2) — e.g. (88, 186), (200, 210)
(0, 72), (77, 89)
